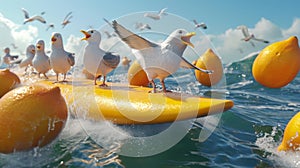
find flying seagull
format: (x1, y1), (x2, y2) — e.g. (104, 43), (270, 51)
(237, 25), (269, 47)
(144, 8), (168, 20)
(21, 8), (46, 24)
(193, 19), (207, 29)
(61, 12), (73, 28)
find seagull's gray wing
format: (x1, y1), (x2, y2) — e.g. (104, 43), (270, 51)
(252, 37), (269, 43)
(159, 8), (167, 15)
(32, 15), (46, 23)
(193, 19), (198, 25)
(63, 12), (72, 22)
(102, 52), (120, 69)
(180, 56), (213, 74)
(241, 26), (250, 38)
(21, 8), (30, 19)
(103, 18), (113, 27)
(67, 53), (75, 66)
(112, 20), (159, 50)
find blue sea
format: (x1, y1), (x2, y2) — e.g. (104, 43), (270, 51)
(1, 51), (300, 168)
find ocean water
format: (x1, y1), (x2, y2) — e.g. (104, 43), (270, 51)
(1, 51), (300, 168)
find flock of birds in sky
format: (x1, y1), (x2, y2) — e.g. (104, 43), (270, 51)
(2, 7), (270, 92)
(21, 8), (73, 31)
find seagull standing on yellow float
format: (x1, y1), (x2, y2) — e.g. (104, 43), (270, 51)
(32, 40), (51, 79)
(50, 32), (75, 82)
(81, 29), (120, 86)
(112, 20), (212, 93)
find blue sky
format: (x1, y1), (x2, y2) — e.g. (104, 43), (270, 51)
(1, 0), (300, 63)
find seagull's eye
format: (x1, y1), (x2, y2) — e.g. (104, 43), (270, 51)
(178, 30), (183, 34)
(91, 30), (94, 33)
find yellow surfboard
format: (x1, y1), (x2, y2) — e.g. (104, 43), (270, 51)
(36, 78), (234, 125)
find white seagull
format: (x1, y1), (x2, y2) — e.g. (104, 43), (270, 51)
(144, 8), (168, 20)
(21, 8), (46, 24)
(112, 21), (212, 93)
(19, 44), (35, 72)
(236, 25), (269, 47)
(61, 12), (72, 28)
(193, 19), (207, 29)
(135, 22), (151, 31)
(32, 40), (51, 79)
(81, 29), (120, 86)
(50, 32), (75, 82)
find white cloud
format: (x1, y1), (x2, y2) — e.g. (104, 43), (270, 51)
(0, 13), (39, 56)
(283, 18), (300, 37)
(195, 17), (300, 64)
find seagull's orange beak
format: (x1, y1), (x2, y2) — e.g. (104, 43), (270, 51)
(181, 32), (196, 48)
(80, 30), (91, 40)
(36, 44), (41, 50)
(51, 36), (56, 43)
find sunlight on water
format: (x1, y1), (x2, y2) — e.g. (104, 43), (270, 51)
(255, 126), (300, 168)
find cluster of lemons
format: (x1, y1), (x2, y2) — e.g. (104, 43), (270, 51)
(128, 36), (300, 152)
(0, 69), (67, 153)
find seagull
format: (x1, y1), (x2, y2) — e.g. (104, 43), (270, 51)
(144, 8), (168, 20)
(81, 29), (120, 86)
(19, 44), (35, 72)
(236, 25), (269, 47)
(112, 21), (212, 93)
(21, 8), (46, 24)
(193, 19), (207, 29)
(46, 23), (55, 31)
(135, 22), (151, 31)
(32, 40), (51, 79)
(2, 47), (19, 68)
(103, 31), (116, 39)
(50, 32), (75, 82)
(61, 12), (72, 28)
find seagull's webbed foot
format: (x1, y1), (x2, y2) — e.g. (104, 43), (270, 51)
(61, 80), (68, 83)
(99, 83), (108, 87)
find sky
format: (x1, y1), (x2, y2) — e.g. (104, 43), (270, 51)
(1, 0), (300, 64)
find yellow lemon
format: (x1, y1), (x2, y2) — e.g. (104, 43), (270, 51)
(128, 60), (149, 87)
(252, 36), (300, 88)
(0, 84), (68, 153)
(278, 112), (300, 151)
(195, 49), (223, 86)
(0, 69), (20, 97)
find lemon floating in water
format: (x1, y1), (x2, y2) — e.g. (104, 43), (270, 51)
(278, 112), (300, 151)
(128, 60), (149, 87)
(0, 69), (20, 97)
(0, 84), (68, 153)
(252, 36), (300, 88)
(195, 48), (223, 86)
